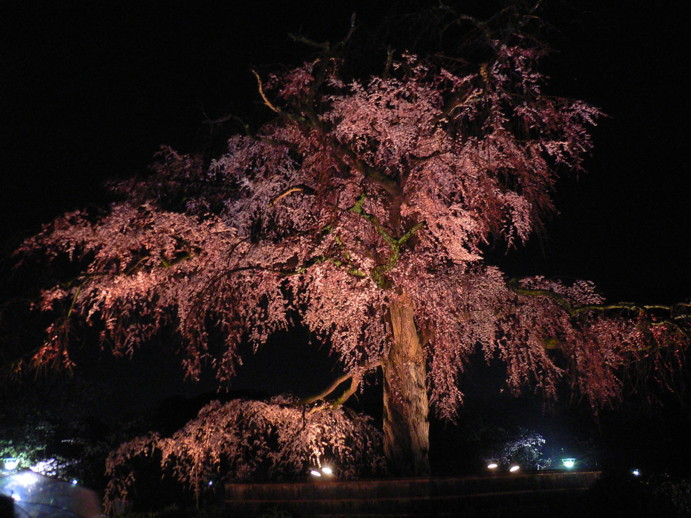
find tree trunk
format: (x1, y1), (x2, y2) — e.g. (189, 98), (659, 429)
(382, 292), (430, 475)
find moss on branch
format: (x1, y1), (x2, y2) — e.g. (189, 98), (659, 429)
(349, 194), (425, 288)
(508, 278), (691, 342)
(509, 278), (689, 318)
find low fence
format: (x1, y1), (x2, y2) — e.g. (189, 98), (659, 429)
(224, 470), (602, 517)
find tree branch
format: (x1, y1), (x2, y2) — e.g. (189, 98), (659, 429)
(288, 33), (331, 51)
(333, 375), (360, 406)
(507, 278), (575, 313)
(301, 361), (380, 407)
(255, 53), (399, 198)
(509, 278), (690, 319)
(251, 70), (280, 113)
(349, 194), (425, 287)
(269, 185), (316, 207)
(507, 278), (691, 345)
(288, 12), (356, 52)
(301, 371), (353, 405)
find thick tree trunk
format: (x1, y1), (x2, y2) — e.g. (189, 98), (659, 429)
(382, 292), (430, 475)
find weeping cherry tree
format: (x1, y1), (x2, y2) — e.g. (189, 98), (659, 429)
(16, 9), (690, 491)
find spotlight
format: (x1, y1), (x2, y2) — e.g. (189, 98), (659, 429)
(2, 458), (19, 471)
(561, 458), (576, 469)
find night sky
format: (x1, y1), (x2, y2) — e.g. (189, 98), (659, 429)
(1, 1), (690, 420)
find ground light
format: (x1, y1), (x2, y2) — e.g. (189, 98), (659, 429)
(561, 458), (576, 470)
(309, 466), (335, 479)
(2, 458), (19, 472)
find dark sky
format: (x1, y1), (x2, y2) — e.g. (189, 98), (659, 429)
(1, 0), (690, 397)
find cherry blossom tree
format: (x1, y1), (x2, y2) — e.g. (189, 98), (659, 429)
(16, 9), (690, 481)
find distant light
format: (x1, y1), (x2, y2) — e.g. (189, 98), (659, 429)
(487, 463), (498, 470)
(3, 458), (19, 471)
(321, 466), (333, 475)
(71, 479), (79, 486)
(509, 465), (520, 473)
(207, 480), (213, 487)
(632, 469), (641, 477)
(310, 470), (322, 478)
(561, 458), (576, 469)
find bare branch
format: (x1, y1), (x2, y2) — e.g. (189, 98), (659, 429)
(333, 375), (360, 406)
(269, 185), (316, 207)
(288, 33), (330, 51)
(301, 361), (380, 407)
(289, 12), (356, 51)
(252, 69), (281, 113)
(301, 371), (353, 405)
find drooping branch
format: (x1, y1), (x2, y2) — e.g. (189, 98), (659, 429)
(104, 395), (385, 513)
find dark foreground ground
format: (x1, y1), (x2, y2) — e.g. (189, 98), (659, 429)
(115, 470), (691, 518)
